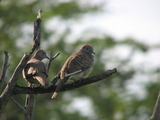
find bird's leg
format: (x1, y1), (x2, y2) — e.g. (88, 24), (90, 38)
(28, 83), (34, 88)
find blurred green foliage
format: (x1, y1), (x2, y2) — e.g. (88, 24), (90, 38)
(0, 0), (159, 120)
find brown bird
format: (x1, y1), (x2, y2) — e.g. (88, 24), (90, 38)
(23, 49), (49, 87)
(51, 44), (95, 98)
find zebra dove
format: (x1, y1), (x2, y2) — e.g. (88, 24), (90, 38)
(51, 44), (95, 98)
(23, 49), (49, 87)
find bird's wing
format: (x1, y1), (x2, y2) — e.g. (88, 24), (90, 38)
(25, 61), (48, 86)
(33, 62), (48, 86)
(60, 52), (93, 79)
(28, 66), (36, 75)
(29, 62), (47, 77)
(60, 53), (77, 79)
(34, 75), (48, 86)
(23, 62), (37, 79)
(68, 53), (92, 71)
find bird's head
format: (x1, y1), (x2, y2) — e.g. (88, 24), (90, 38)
(33, 49), (49, 60)
(80, 44), (95, 55)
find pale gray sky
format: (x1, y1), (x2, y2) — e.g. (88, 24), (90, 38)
(70, 0), (160, 45)
(46, 0), (160, 45)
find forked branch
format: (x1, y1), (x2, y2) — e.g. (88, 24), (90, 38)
(47, 52), (60, 73)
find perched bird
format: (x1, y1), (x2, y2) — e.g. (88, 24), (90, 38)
(23, 49), (49, 87)
(51, 44), (95, 98)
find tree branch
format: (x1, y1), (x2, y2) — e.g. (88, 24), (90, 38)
(0, 51), (9, 90)
(13, 68), (117, 95)
(150, 91), (160, 120)
(24, 93), (36, 120)
(47, 52), (60, 73)
(31, 9), (42, 52)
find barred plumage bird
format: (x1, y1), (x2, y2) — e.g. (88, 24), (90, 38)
(51, 44), (95, 98)
(23, 49), (49, 87)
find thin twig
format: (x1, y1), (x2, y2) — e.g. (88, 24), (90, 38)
(11, 97), (25, 112)
(31, 9), (42, 53)
(0, 51), (9, 90)
(47, 52), (60, 73)
(37, 9), (42, 19)
(150, 91), (160, 120)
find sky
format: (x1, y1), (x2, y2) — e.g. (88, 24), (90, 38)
(102, 0), (160, 44)
(46, 0), (160, 45)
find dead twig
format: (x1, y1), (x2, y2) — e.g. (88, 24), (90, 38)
(150, 91), (160, 120)
(31, 9), (42, 53)
(0, 51), (9, 90)
(47, 52), (60, 73)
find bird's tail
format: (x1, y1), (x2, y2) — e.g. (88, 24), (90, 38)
(51, 77), (68, 99)
(35, 76), (48, 87)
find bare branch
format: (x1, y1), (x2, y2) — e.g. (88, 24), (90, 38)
(0, 51), (9, 90)
(150, 91), (160, 120)
(24, 94), (36, 120)
(31, 9), (42, 54)
(37, 9), (42, 19)
(13, 68), (117, 95)
(47, 52), (60, 73)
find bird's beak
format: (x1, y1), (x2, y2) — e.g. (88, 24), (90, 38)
(92, 52), (95, 55)
(46, 56), (50, 59)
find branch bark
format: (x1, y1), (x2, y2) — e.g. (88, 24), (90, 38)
(150, 91), (160, 120)
(32, 9), (42, 52)
(24, 91), (36, 120)
(13, 68), (117, 95)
